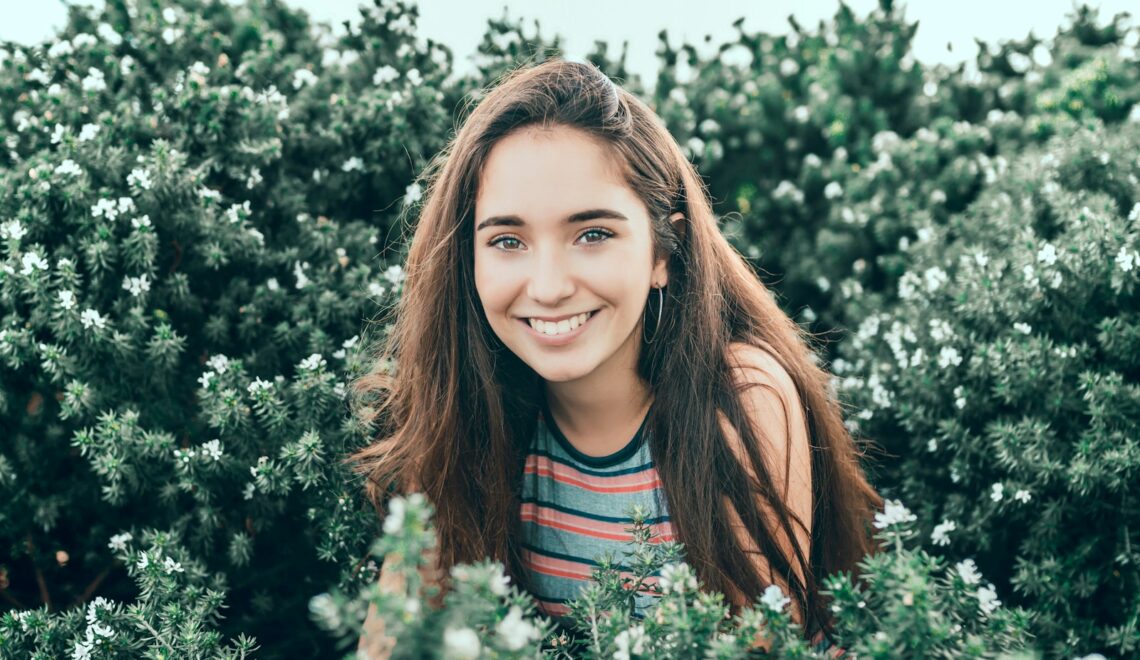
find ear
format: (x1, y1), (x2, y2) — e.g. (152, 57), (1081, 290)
(651, 212), (686, 288)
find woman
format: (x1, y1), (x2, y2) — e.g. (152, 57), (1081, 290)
(347, 56), (883, 656)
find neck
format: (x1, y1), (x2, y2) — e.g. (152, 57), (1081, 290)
(542, 353), (653, 456)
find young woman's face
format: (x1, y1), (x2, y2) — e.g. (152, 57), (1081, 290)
(473, 124), (669, 384)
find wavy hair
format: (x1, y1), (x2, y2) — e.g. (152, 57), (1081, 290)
(344, 56), (884, 642)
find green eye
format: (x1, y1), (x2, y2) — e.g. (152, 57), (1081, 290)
(489, 236), (522, 250)
(579, 228), (614, 244)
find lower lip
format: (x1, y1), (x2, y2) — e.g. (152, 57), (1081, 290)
(519, 310), (599, 346)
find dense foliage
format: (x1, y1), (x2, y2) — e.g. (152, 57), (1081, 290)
(0, 0), (1135, 657)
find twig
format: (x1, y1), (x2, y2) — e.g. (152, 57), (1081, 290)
(24, 534), (52, 611)
(0, 588), (27, 610)
(134, 615), (177, 654)
(73, 562), (116, 607)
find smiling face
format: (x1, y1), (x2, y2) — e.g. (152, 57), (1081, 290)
(473, 124), (669, 386)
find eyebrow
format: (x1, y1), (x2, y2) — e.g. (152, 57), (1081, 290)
(475, 208), (629, 232)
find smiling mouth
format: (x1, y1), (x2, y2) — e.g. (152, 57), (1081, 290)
(522, 312), (601, 337)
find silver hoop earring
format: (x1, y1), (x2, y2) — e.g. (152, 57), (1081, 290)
(643, 285), (664, 344)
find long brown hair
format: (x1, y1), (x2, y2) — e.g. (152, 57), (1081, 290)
(344, 55), (884, 642)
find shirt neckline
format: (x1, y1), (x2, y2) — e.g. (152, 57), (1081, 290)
(539, 393), (653, 469)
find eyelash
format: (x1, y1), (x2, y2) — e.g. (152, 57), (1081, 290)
(487, 228), (615, 251)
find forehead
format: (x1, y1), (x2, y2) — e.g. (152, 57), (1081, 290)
(475, 125), (635, 217)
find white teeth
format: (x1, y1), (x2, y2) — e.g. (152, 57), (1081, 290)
(528, 311), (593, 335)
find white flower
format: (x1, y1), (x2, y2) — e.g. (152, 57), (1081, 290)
(21, 253), (50, 275)
(976, 584), (1001, 614)
(81, 68), (106, 93)
(49, 40), (75, 58)
(121, 274), (151, 297)
(341, 156), (364, 172)
(793, 105), (811, 123)
(299, 353), (326, 371)
(954, 385), (966, 410)
(58, 290), (76, 310)
(267, 277), (280, 291)
(772, 180), (803, 204)
(779, 58), (799, 76)
(198, 187), (221, 202)
(206, 354), (231, 374)
(404, 181), (422, 206)
(51, 123), (66, 144)
(372, 65), (399, 85)
(928, 318), (954, 343)
(225, 201), (251, 224)
(294, 261), (311, 289)
(137, 551), (150, 569)
(990, 483), (1004, 502)
(824, 181), (843, 199)
(128, 168), (152, 190)
(248, 377), (273, 394)
(292, 68), (318, 90)
(162, 27), (183, 44)
(246, 167), (263, 190)
(496, 605), (540, 651)
(613, 624), (648, 660)
(1014, 322), (1032, 335)
(1116, 246), (1137, 273)
(760, 583), (791, 612)
(1037, 242), (1057, 266)
(163, 7), (178, 22)
(686, 136), (705, 157)
(80, 309), (106, 330)
(659, 562), (698, 595)
(442, 626), (481, 660)
(956, 558), (982, 585)
(97, 23), (122, 46)
(383, 264), (406, 286)
(202, 439), (223, 461)
(923, 266), (948, 292)
(108, 532), (133, 552)
(243, 483), (255, 500)
(873, 499), (917, 529)
(488, 563), (511, 596)
(78, 123), (99, 142)
(383, 497), (406, 535)
(162, 556), (184, 574)
(927, 438), (938, 452)
(131, 215), (152, 230)
(938, 346), (963, 369)
(406, 68), (422, 86)
(1, 219), (27, 241)
(369, 282), (387, 298)
(931, 519), (956, 546)
(699, 118), (720, 135)
(54, 159), (81, 177)
(1014, 489), (1031, 503)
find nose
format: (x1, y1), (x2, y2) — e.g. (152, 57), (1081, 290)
(526, 246), (576, 305)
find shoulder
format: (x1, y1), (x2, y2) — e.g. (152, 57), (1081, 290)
(725, 341), (797, 396)
(719, 341), (812, 500)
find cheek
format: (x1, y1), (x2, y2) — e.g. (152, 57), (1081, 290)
(473, 260), (512, 314)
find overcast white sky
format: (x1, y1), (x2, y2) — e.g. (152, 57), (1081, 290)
(2, 0), (1136, 85)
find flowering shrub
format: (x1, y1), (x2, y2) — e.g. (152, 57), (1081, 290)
(834, 118), (1140, 657)
(0, 0), (1133, 657)
(313, 494), (1035, 658)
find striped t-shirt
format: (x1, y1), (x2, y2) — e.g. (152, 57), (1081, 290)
(519, 395), (675, 623)
(517, 394), (840, 655)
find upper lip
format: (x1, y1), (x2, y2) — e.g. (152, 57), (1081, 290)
(520, 309), (598, 322)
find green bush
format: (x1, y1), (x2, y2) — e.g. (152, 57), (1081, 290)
(315, 494), (1033, 659)
(835, 119), (1140, 657)
(0, 0), (1135, 657)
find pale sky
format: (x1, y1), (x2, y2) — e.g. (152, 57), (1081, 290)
(2, 0), (1135, 87)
